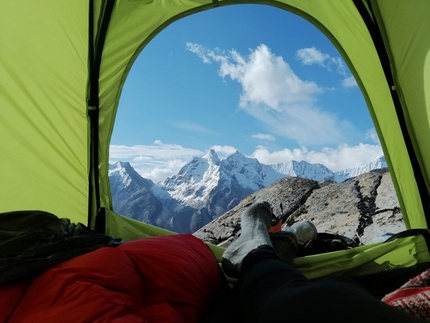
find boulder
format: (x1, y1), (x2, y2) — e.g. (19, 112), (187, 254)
(194, 168), (405, 247)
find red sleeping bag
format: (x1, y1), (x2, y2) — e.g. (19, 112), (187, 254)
(0, 234), (224, 323)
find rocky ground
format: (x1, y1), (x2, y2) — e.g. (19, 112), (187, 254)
(193, 168), (405, 247)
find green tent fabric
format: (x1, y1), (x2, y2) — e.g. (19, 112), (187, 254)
(1, 0), (430, 279)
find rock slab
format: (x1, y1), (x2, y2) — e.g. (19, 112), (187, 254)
(193, 168), (405, 247)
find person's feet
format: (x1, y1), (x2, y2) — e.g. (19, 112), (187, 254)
(283, 221), (318, 245)
(269, 221), (317, 265)
(221, 201), (273, 278)
(269, 230), (298, 266)
(221, 201), (318, 277)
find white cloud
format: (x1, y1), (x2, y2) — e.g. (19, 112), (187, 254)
(110, 141), (383, 183)
(221, 45), (322, 109)
(296, 47), (330, 66)
(185, 43), (213, 64)
(187, 43), (359, 146)
(170, 121), (214, 134)
(109, 142), (240, 183)
(250, 143), (383, 172)
(342, 76), (358, 88)
(329, 57), (347, 76)
(296, 47), (355, 81)
(252, 133), (275, 141)
(138, 159), (186, 183)
(109, 141), (205, 183)
(366, 128), (380, 145)
(210, 145), (237, 159)
(109, 140), (202, 159)
(188, 43), (321, 108)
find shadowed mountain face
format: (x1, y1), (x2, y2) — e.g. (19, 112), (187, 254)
(109, 152), (393, 236)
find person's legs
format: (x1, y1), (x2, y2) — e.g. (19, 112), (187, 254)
(238, 245), (309, 322)
(239, 245), (425, 323)
(222, 200), (286, 277)
(221, 200), (425, 323)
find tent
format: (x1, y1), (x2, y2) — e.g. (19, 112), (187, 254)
(1, 0), (430, 280)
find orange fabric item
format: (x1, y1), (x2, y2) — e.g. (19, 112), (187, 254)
(5, 234), (223, 323)
(269, 219), (282, 233)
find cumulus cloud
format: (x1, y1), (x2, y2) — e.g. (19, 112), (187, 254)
(187, 43), (321, 109)
(110, 142), (249, 182)
(342, 75), (358, 88)
(366, 128), (381, 144)
(187, 42), (359, 146)
(252, 133), (275, 141)
(210, 145), (238, 159)
(296, 47), (357, 88)
(250, 143), (383, 172)
(185, 43), (214, 64)
(170, 121), (214, 134)
(296, 47), (330, 66)
(109, 141), (205, 183)
(297, 47), (345, 74)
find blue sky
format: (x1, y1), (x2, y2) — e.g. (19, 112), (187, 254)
(109, 4), (383, 183)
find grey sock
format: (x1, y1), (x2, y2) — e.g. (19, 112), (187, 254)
(269, 221), (317, 265)
(270, 231), (298, 265)
(284, 221), (318, 245)
(222, 201), (273, 278)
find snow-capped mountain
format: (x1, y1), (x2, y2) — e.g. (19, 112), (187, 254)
(223, 151), (287, 189)
(109, 152), (388, 233)
(160, 149), (285, 214)
(270, 160), (334, 181)
(109, 161), (190, 231)
(333, 156), (387, 182)
(161, 149), (222, 209)
(270, 156), (387, 183)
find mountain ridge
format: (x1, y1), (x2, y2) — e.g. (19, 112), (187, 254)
(109, 151), (387, 233)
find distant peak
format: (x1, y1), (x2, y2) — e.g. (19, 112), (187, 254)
(203, 149), (220, 164)
(111, 161), (131, 169)
(230, 150), (245, 158)
(109, 161), (139, 177)
(110, 161), (123, 168)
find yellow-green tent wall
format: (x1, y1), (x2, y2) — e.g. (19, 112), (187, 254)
(0, 1), (89, 223)
(1, 0), (430, 278)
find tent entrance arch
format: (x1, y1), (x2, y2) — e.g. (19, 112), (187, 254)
(107, 4), (389, 237)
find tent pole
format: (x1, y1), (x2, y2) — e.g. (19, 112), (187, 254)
(87, 0), (116, 229)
